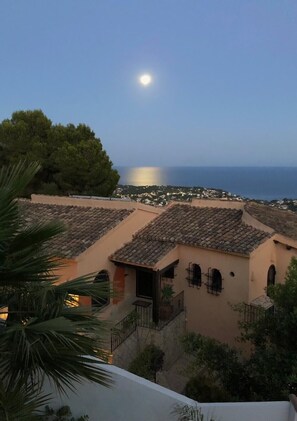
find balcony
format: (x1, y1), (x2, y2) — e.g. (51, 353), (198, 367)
(242, 295), (274, 323)
(111, 291), (184, 352)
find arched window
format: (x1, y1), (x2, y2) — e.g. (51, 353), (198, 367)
(207, 269), (223, 295)
(92, 270), (110, 308)
(267, 265), (276, 296)
(187, 263), (202, 287)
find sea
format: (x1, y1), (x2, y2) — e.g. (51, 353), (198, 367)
(116, 166), (297, 201)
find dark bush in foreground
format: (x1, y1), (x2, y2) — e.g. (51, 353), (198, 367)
(185, 374), (232, 403)
(129, 344), (164, 382)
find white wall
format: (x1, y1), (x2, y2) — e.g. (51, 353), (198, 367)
(43, 362), (292, 421)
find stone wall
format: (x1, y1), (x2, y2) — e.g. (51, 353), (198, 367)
(112, 311), (186, 370)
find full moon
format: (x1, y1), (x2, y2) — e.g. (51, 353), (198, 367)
(139, 74), (152, 86)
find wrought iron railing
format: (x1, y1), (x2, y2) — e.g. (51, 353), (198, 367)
(110, 309), (138, 352)
(110, 291), (185, 351)
(242, 303), (265, 323)
(135, 303), (154, 329)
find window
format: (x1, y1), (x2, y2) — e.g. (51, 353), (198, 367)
(162, 266), (175, 279)
(136, 269), (153, 299)
(206, 268), (223, 295)
(267, 265), (276, 297)
(187, 263), (202, 287)
(66, 294), (79, 307)
(92, 270), (110, 308)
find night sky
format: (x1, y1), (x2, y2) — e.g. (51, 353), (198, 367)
(1, 1), (297, 166)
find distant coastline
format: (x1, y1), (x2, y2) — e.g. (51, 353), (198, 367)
(114, 185), (297, 213)
(115, 166), (297, 201)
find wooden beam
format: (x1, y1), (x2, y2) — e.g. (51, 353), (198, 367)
(152, 270), (160, 324)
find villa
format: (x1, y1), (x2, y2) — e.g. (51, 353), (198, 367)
(22, 194), (297, 366)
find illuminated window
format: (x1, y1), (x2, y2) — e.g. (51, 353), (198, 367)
(66, 294), (79, 307)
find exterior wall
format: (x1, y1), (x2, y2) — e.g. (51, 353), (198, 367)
(107, 266), (137, 322)
(75, 208), (157, 322)
(31, 194), (160, 318)
(249, 236), (297, 302)
(249, 239), (277, 302)
(274, 235), (297, 283)
(112, 312), (186, 370)
(175, 245), (250, 345)
(43, 363), (292, 421)
(53, 259), (77, 284)
(242, 209), (274, 233)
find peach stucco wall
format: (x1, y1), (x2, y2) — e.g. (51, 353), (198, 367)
(31, 194), (161, 314)
(274, 234), (297, 282)
(175, 245), (249, 345)
(54, 259), (77, 284)
(249, 239), (277, 302)
(75, 207), (159, 321)
(249, 235), (297, 302)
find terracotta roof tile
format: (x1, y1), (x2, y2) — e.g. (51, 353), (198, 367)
(111, 238), (176, 267)
(111, 204), (271, 266)
(245, 203), (297, 241)
(20, 201), (133, 258)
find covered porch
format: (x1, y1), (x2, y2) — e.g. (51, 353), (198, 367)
(110, 257), (184, 352)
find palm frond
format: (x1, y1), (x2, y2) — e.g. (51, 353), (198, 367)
(0, 380), (50, 421)
(1, 222), (65, 286)
(0, 316), (111, 394)
(54, 275), (112, 301)
(0, 161), (40, 242)
(0, 161), (112, 406)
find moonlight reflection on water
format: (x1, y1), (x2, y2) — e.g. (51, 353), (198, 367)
(116, 167), (297, 200)
(126, 167), (165, 186)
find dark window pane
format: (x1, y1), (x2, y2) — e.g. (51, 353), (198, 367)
(136, 270), (153, 299)
(163, 267), (175, 279)
(192, 264), (201, 286)
(187, 263), (202, 287)
(207, 268), (222, 295)
(267, 265), (276, 296)
(92, 270), (109, 308)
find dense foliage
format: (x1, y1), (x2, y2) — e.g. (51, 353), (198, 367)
(0, 162), (111, 420)
(129, 344), (164, 382)
(0, 110), (119, 196)
(182, 259), (297, 402)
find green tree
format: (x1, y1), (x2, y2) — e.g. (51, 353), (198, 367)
(182, 259), (297, 402)
(0, 162), (112, 419)
(0, 110), (119, 196)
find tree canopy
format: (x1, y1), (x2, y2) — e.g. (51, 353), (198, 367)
(0, 110), (119, 196)
(182, 258), (297, 402)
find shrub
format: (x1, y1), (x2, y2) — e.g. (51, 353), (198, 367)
(185, 374), (231, 403)
(129, 344), (164, 382)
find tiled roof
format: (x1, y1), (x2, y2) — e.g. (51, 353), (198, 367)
(245, 203), (297, 241)
(110, 238), (176, 267)
(20, 201), (133, 258)
(111, 204), (271, 266)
